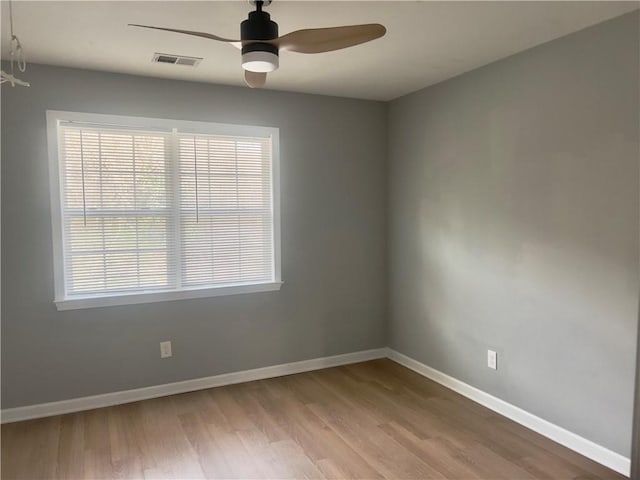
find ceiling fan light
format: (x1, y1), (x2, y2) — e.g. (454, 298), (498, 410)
(242, 51), (279, 73)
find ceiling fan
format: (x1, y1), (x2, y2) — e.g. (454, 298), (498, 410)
(130, 0), (386, 88)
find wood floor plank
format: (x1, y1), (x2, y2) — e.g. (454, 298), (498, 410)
(55, 413), (85, 480)
(230, 382), (289, 443)
(0, 359), (627, 480)
(315, 457), (351, 479)
(235, 427), (295, 479)
(203, 421), (263, 479)
(306, 400), (448, 479)
(138, 397), (205, 479)
(270, 439), (325, 479)
(379, 421), (484, 479)
(178, 411), (234, 479)
(264, 382), (384, 479)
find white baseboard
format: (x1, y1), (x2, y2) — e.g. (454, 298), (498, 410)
(386, 348), (631, 477)
(0, 348), (386, 424)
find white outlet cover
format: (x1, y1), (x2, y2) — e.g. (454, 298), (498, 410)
(487, 350), (497, 370)
(160, 341), (172, 358)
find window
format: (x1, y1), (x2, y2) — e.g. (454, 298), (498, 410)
(47, 111), (281, 310)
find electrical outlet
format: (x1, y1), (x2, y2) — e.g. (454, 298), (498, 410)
(160, 341), (172, 358)
(487, 350), (497, 370)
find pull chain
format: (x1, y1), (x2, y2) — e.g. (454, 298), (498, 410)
(79, 131), (88, 226)
(193, 137), (199, 223)
(9, 0), (26, 73)
(1, 0), (29, 87)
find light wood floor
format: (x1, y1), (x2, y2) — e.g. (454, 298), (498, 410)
(1, 359), (625, 479)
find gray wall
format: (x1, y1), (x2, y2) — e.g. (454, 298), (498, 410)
(1, 64), (388, 408)
(388, 11), (639, 457)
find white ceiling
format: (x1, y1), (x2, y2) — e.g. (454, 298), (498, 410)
(1, 1), (637, 101)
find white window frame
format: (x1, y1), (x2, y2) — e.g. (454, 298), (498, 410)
(47, 110), (282, 311)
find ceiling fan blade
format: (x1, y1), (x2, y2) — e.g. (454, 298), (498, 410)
(129, 24), (242, 49)
(274, 24), (386, 54)
(245, 70), (267, 88)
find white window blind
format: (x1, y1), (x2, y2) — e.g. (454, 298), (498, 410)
(60, 126), (174, 295)
(178, 134), (274, 288)
(49, 112), (281, 310)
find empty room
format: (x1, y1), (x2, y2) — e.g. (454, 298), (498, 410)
(1, 1), (639, 479)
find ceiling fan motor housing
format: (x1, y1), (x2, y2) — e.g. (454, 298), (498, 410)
(241, 10), (279, 72)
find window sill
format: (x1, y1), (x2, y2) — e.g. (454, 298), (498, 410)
(54, 281), (283, 311)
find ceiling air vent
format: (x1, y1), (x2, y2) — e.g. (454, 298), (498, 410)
(152, 53), (202, 67)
